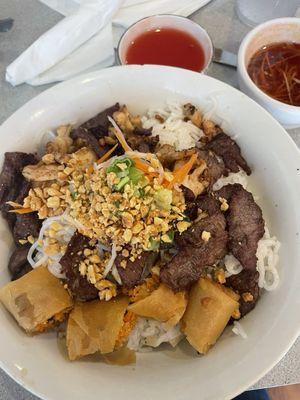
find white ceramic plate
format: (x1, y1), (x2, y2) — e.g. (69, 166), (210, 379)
(0, 66), (300, 400)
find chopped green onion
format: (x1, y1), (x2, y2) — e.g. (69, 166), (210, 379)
(114, 176), (130, 192)
(128, 166), (142, 184)
(148, 237), (160, 251)
(167, 230), (175, 242)
(154, 188), (172, 210)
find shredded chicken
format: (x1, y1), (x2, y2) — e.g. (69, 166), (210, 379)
(112, 106), (141, 134)
(22, 163), (61, 182)
(183, 103), (203, 127)
(155, 144), (196, 168)
(182, 159), (208, 197)
(46, 125), (73, 156)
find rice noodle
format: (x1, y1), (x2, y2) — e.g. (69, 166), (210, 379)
(203, 94), (232, 132)
(103, 243), (117, 277)
(224, 254), (243, 277)
(142, 101), (203, 151)
(232, 321), (248, 339)
(111, 265), (122, 285)
(213, 170), (249, 191)
(27, 213), (77, 278)
(127, 318), (183, 351)
(256, 226), (280, 291)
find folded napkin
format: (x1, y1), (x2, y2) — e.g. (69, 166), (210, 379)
(6, 0), (212, 86)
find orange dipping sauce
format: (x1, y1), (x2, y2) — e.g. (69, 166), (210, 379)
(124, 28), (206, 72)
(247, 42), (300, 106)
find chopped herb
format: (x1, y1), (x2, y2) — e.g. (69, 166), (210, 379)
(128, 166), (142, 184)
(148, 237), (160, 251)
(113, 176), (130, 192)
(166, 230), (175, 242)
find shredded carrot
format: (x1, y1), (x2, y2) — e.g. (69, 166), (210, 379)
(97, 143), (118, 164)
(108, 116), (132, 153)
(131, 157), (152, 174)
(167, 153), (198, 189)
(9, 207), (33, 214)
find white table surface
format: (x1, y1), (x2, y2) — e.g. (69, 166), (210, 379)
(0, 0), (299, 399)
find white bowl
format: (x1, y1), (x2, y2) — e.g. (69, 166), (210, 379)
(237, 17), (300, 128)
(117, 15), (213, 72)
(0, 65), (300, 400)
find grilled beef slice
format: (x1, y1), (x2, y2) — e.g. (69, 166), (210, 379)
(226, 270), (259, 318)
(78, 103), (120, 139)
(116, 251), (158, 289)
(0, 152), (39, 236)
(181, 186), (198, 221)
(8, 244), (32, 280)
(216, 184), (265, 270)
(71, 128), (105, 158)
(196, 193), (220, 217)
(0, 152), (41, 245)
(197, 149), (225, 186)
(60, 232), (99, 301)
(71, 103), (121, 157)
(205, 132), (251, 175)
(161, 212), (228, 291)
(127, 133), (159, 153)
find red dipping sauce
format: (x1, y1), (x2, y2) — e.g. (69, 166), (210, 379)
(124, 28), (206, 72)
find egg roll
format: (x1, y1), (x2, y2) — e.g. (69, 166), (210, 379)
(66, 296), (129, 360)
(0, 266), (73, 334)
(128, 284), (187, 328)
(182, 278), (239, 354)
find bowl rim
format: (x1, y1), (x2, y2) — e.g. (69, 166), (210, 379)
(237, 17), (300, 111)
(0, 65), (300, 400)
(116, 14), (214, 72)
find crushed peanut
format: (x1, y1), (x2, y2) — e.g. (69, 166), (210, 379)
(219, 197), (229, 212)
(201, 230), (211, 242)
(232, 309), (241, 320)
(242, 292), (254, 302)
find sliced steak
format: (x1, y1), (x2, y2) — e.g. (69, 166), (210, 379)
(8, 245), (32, 281)
(197, 149), (225, 186)
(196, 193), (220, 217)
(0, 152), (37, 231)
(226, 270), (259, 318)
(116, 251), (158, 289)
(133, 127), (152, 136)
(221, 184), (265, 270)
(127, 133), (159, 153)
(182, 186), (198, 221)
(71, 104), (121, 157)
(205, 132), (251, 175)
(13, 212), (42, 244)
(71, 128), (105, 158)
(176, 212), (227, 250)
(155, 144), (196, 169)
(161, 212), (228, 291)
(60, 232), (99, 301)
(79, 103), (120, 139)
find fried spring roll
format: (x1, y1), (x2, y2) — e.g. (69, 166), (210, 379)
(66, 296), (129, 361)
(0, 266), (73, 334)
(128, 284), (188, 328)
(182, 278), (239, 354)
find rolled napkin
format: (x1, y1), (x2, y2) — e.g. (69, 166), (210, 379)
(6, 0), (212, 86)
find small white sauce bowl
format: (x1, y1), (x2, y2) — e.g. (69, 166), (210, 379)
(117, 15), (213, 73)
(237, 17), (300, 129)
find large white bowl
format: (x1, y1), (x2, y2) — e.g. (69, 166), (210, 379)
(0, 66), (300, 400)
